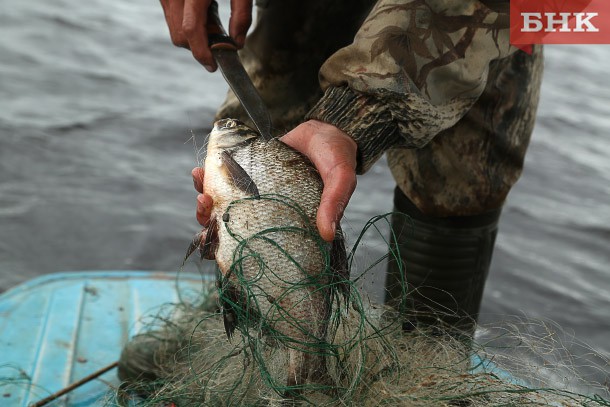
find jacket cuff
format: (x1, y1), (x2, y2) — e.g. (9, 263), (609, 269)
(305, 86), (400, 174)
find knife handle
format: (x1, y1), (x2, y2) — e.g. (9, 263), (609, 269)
(207, 0), (238, 51)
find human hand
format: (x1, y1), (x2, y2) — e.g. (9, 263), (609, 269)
(281, 120), (357, 242)
(160, 0), (253, 71)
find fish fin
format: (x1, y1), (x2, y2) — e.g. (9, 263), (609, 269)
(223, 307), (237, 341)
(220, 282), (239, 341)
(330, 225), (350, 306)
(183, 231), (204, 264)
(221, 151), (260, 198)
(200, 217), (219, 260)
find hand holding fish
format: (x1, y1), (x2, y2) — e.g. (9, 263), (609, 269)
(192, 119), (357, 242)
(159, 0), (253, 71)
(281, 120), (357, 241)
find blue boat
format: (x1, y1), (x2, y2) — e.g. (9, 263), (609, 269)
(0, 271), (210, 406)
(0, 271), (519, 406)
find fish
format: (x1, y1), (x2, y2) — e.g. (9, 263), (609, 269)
(190, 118), (349, 398)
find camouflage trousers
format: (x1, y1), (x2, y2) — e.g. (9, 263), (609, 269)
(216, 0), (544, 217)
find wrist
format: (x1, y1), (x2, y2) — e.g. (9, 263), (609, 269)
(306, 86), (399, 174)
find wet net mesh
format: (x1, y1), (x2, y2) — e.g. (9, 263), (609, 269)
(111, 195), (610, 406)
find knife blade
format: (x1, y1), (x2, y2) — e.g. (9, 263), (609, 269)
(207, 1), (273, 140)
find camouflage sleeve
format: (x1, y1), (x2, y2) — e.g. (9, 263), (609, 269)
(305, 0), (514, 173)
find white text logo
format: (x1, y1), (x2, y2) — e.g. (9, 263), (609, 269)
(521, 12), (599, 33)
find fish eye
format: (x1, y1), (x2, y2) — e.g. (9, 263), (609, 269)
(214, 118), (243, 131)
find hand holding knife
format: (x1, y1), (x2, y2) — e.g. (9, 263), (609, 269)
(205, 1), (273, 140)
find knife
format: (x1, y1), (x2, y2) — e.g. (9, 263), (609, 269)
(206, 1), (273, 140)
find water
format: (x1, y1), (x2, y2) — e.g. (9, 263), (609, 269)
(1, 0), (608, 396)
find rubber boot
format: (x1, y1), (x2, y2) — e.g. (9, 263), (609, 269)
(385, 188), (502, 339)
(216, 0), (374, 135)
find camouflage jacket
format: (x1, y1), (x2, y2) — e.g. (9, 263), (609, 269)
(306, 0), (516, 174)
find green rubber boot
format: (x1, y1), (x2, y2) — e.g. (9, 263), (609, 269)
(385, 188), (502, 339)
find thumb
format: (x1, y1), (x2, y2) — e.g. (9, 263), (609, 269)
(316, 162), (356, 241)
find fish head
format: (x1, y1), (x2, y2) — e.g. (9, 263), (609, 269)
(208, 119), (260, 152)
(203, 118), (262, 220)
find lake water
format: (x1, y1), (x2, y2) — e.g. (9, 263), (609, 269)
(1, 0), (608, 398)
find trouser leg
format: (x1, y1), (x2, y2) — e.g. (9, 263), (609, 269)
(386, 188), (501, 337)
(385, 46), (544, 337)
(216, 0), (374, 135)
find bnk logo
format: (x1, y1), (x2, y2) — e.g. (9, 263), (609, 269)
(510, 0), (610, 51)
(521, 13), (599, 33)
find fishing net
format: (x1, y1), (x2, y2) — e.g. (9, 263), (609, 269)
(115, 199), (610, 406)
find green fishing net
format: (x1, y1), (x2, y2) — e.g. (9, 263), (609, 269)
(113, 199), (608, 406)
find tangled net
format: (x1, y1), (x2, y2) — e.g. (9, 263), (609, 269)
(116, 198), (610, 406)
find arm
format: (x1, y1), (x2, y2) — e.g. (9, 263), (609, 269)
(306, 0), (514, 173)
(278, 0), (513, 239)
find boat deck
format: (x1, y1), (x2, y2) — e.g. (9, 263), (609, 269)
(0, 271), (208, 406)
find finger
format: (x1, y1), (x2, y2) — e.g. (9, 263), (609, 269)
(229, 0), (253, 48)
(316, 164), (357, 242)
(192, 167), (205, 193)
(163, 0), (189, 47)
(196, 193), (214, 226)
(183, 0), (216, 71)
